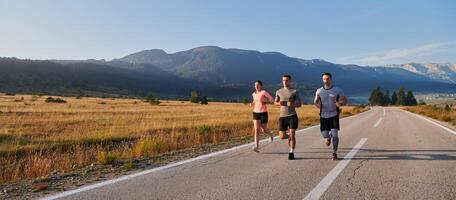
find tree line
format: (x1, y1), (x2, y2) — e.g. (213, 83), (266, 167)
(369, 86), (419, 106)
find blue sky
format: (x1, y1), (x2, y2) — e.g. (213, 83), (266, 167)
(1, 0), (455, 66)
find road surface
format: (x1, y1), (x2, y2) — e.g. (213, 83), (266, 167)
(42, 107), (456, 200)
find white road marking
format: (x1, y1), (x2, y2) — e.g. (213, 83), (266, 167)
(303, 138), (368, 200)
(383, 107), (386, 117)
(373, 117), (383, 128)
(40, 109), (373, 200)
(403, 109), (456, 135)
(40, 126), (323, 200)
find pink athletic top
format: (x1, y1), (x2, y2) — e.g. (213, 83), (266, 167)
(252, 90), (273, 113)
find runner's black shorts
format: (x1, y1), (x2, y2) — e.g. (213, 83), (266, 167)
(320, 115), (340, 131)
(252, 112), (268, 124)
(279, 114), (299, 131)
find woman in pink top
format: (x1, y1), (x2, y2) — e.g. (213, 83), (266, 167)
(250, 80), (274, 152)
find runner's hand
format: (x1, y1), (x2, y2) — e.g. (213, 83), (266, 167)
(336, 101), (342, 107)
(287, 99), (293, 107)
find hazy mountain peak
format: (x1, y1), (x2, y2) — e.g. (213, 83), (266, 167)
(386, 62), (456, 83)
(296, 58), (332, 66)
(190, 46), (224, 51)
(116, 48), (173, 67)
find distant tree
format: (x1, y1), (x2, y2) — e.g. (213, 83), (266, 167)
(405, 90), (417, 106)
(242, 98), (250, 105)
(391, 91), (398, 105)
(145, 92), (160, 105)
(190, 91), (200, 103)
(200, 96), (208, 105)
(369, 87), (385, 106)
(396, 86), (406, 106)
(384, 90), (391, 106)
(368, 87), (377, 105)
(76, 89), (85, 99)
(445, 104), (451, 111)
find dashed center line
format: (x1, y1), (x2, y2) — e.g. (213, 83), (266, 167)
(373, 117), (383, 128)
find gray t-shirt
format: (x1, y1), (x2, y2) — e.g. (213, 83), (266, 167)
(316, 86), (345, 118)
(275, 88), (301, 117)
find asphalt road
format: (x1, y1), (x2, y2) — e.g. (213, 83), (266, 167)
(41, 107), (456, 200)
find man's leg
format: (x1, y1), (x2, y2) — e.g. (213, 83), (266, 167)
(287, 115), (298, 160)
(330, 129), (339, 153)
(321, 117), (331, 146)
(289, 129), (296, 152)
(321, 130), (331, 146)
(279, 131), (288, 139)
(278, 117), (289, 139)
(288, 129), (295, 160)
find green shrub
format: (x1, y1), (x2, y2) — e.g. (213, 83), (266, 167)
(145, 92), (161, 105)
(97, 151), (120, 165)
(133, 137), (169, 157)
(45, 97), (67, 103)
(196, 125), (212, 143)
(190, 91), (200, 103)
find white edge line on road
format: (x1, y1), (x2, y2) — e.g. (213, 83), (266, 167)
(383, 107), (386, 117)
(40, 109), (373, 200)
(403, 109), (456, 135)
(373, 117), (383, 128)
(39, 125), (317, 200)
(303, 138), (368, 200)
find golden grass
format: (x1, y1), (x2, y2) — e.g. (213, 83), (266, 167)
(0, 94), (368, 183)
(404, 105), (456, 125)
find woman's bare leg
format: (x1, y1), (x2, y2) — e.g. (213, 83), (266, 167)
(253, 120), (261, 150)
(261, 123), (273, 143)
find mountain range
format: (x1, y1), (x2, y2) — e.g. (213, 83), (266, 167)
(1, 46), (455, 103)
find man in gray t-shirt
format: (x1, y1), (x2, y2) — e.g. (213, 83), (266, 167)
(314, 72), (347, 160)
(316, 86), (345, 118)
(275, 74), (301, 160)
(276, 88), (300, 117)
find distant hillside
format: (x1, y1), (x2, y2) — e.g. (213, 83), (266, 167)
(2, 46), (456, 103)
(116, 46), (456, 95)
(0, 57), (204, 98)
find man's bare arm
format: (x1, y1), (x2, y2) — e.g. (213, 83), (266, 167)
(336, 96), (348, 107)
(274, 96), (282, 106)
(340, 96), (347, 105)
(314, 95), (321, 109)
(294, 97), (302, 108)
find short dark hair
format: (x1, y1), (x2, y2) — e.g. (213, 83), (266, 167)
(282, 74), (292, 79)
(255, 80), (263, 86)
(322, 72), (332, 79)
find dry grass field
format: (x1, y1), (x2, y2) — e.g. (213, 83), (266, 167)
(0, 94), (368, 184)
(404, 105), (456, 126)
